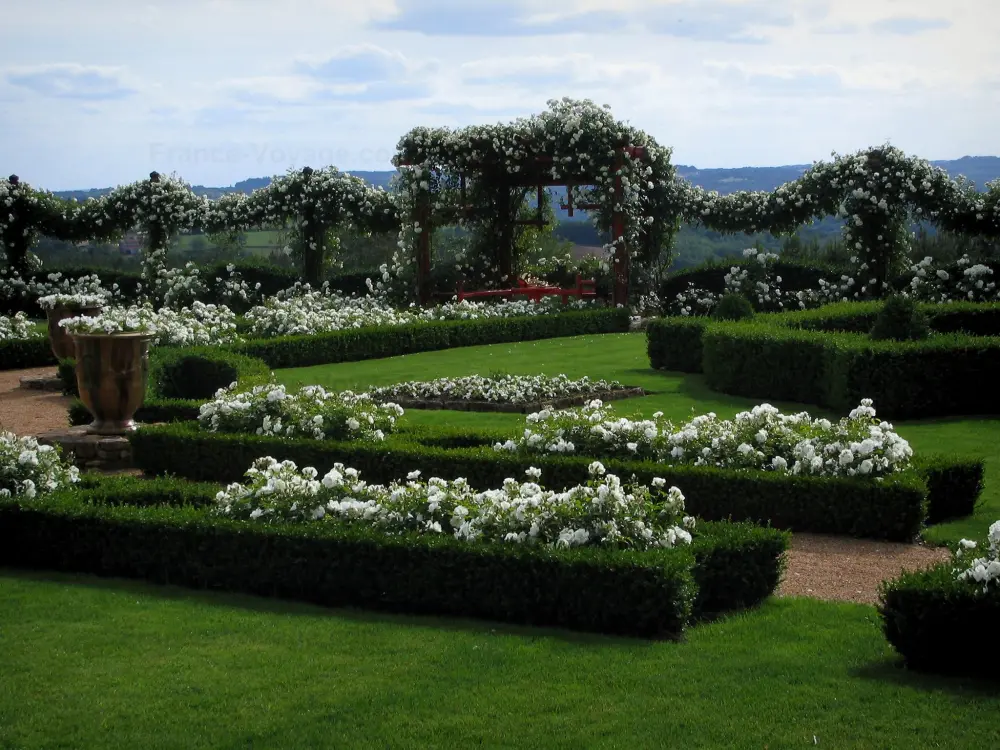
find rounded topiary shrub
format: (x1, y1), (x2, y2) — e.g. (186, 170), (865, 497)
(149, 347), (270, 400)
(870, 296), (930, 341)
(711, 293), (754, 321)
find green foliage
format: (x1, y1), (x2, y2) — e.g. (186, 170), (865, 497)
(0, 492), (696, 639)
(68, 397), (202, 427)
(148, 347), (271, 400)
(646, 317), (708, 373)
(236, 308), (631, 369)
(870, 296), (930, 341)
(130, 421), (931, 541)
(911, 455), (986, 524)
(659, 257), (842, 304)
(0, 337), (53, 371)
(711, 293), (754, 321)
(878, 563), (1000, 678)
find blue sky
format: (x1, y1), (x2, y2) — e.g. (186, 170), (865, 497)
(0, 0), (996, 190)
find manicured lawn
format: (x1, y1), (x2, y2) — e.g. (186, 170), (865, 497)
(276, 333), (1000, 546)
(1, 569), (998, 750)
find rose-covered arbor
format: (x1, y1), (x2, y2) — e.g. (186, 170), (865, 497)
(389, 99), (683, 306)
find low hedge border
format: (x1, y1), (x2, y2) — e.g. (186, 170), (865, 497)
(0, 478), (788, 631)
(129, 421), (932, 541)
(0, 494), (696, 639)
(878, 563), (1000, 678)
(0, 337), (55, 371)
(234, 308), (631, 369)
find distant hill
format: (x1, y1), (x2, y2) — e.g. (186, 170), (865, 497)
(53, 156), (1000, 214)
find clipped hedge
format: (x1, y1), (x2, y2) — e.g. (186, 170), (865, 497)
(701, 323), (1000, 419)
(0, 495), (696, 639)
(0, 477), (788, 634)
(0, 337), (54, 371)
(148, 346), (271, 400)
(130, 422), (931, 541)
(911, 455), (986, 524)
(658, 258), (838, 306)
(879, 564), (1000, 678)
(235, 308), (630, 369)
(646, 317), (708, 373)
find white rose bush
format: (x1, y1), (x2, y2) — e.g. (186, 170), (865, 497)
(198, 383), (403, 441)
(0, 431), (80, 499)
(954, 521), (1000, 592)
(496, 399), (912, 478)
(0, 311), (38, 341)
(213, 457), (695, 551)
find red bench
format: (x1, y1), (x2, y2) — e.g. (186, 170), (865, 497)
(456, 275), (597, 304)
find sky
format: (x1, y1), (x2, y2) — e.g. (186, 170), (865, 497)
(0, 0), (997, 190)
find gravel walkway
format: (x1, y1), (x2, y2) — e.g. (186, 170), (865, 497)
(0, 368), (953, 604)
(0, 367), (74, 437)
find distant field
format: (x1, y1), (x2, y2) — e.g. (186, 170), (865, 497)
(174, 230), (284, 258)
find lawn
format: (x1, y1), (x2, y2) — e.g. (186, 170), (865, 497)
(276, 333), (1000, 546)
(2, 569), (998, 750)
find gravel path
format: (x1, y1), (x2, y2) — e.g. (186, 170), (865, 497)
(777, 533), (949, 604)
(0, 368), (953, 604)
(0, 367), (73, 437)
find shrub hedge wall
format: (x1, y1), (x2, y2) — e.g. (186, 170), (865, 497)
(0, 478), (788, 636)
(647, 302), (1000, 419)
(879, 564), (1000, 678)
(129, 421), (934, 541)
(0, 337), (54, 371)
(234, 308), (630, 369)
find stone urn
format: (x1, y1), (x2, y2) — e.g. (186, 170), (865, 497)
(72, 333), (153, 435)
(44, 304), (103, 360)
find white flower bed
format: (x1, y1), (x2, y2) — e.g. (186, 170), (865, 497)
(495, 399), (913, 478)
(370, 374), (627, 405)
(0, 431), (80, 499)
(903, 255), (1000, 303)
(955, 521), (1000, 592)
(244, 288), (594, 338)
(214, 457), (695, 550)
(60, 302), (238, 346)
(198, 383), (403, 441)
(0, 312), (38, 341)
(0, 269), (111, 304)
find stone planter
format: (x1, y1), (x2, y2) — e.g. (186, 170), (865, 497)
(72, 332), (153, 435)
(44, 304), (103, 360)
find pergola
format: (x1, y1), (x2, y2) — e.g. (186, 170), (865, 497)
(398, 142), (650, 307)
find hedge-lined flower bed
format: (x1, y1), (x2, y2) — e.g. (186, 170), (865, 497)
(369, 374), (641, 412)
(495, 399), (913, 478)
(879, 519), (1000, 677)
(0, 472), (788, 636)
(216, 457), (696, 549)
(198, 383), (403, 441)
(0, 431), (79, 498)
(128, 420), (935, 540)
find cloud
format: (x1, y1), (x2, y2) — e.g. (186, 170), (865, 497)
(870, 16), (951, 35)
(373, 0), (626, 36)
(294, 45), (408, 83)
(815, 22), (859, 34)
(460, 54), (658, 91)
(643, 1), (794, 43)
(4, 63), (136, 100)
(707, 63), (844, 96)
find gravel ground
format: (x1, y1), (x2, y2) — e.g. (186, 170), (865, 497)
(0, 368), (952, 604)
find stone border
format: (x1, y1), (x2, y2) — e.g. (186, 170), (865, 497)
(36, 425), (135, 472)
(19, 373), (63, 392)
(377, 386), (646, 414)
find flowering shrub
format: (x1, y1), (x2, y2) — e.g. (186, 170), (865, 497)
(1, 270), (113, 306)
(902, 254), (1000, 303)
(36, 292), (107, 311)
(154, 261), (208, 309)
(955, 521), (1000, 591)
(370, 374), (626, 405)
(60, 302), (238, 346)
(0, 311), (38, 341)
(213, 457), (696, 550)
(198, 383), (403, 441)
(496, 399), (913, 477)
(245, 288), (594, 338)
(0, 431), (80, 499)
